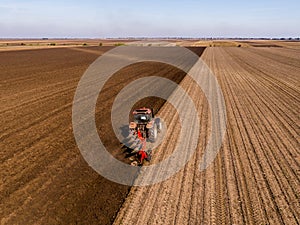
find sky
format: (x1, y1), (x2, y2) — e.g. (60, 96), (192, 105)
(0, 0), (299, 38)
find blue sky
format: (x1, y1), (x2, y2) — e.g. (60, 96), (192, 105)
(0, 0), (299, 38)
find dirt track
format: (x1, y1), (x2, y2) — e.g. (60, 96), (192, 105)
(113, 47), (300, 224)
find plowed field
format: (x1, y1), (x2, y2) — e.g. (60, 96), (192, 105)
(0, 46), (204, 224)
(1, 45), (299, 225)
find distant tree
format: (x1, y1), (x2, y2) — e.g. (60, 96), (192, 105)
(99, 42), (103, 46)
(114, 43), (125, 46)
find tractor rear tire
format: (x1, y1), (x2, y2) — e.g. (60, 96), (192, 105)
(156, 118), (162, 132)
(148, 124), (157, 143)
(157, 122), (162, 132)
(145, 149), (152, 161)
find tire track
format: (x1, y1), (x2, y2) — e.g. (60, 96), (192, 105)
(212, 49), (263, 224)
(247, 47), (300, 68)
(225, 48), (299, 156)
(214, 47), (299, 224)
(224, 48), (300, 222)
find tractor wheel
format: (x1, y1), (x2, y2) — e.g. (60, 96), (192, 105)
(145, 149), (152, 161)
(148, 124), (157, 143)
(156, 118), (162, 132)
(157, 122), (162, 132)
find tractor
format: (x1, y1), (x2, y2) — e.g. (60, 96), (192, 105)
(127, 107), (162, 165)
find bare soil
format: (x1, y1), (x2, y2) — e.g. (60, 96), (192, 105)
(1, 44), (299, 224)
(113, 47), (300, 224)
(0, 46), (205, 224)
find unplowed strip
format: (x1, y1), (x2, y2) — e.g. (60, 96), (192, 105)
(113, 47), (300, 224)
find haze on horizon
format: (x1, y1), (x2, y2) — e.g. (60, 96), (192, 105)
(0, 0), (299, 38)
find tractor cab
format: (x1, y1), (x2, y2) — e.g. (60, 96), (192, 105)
(132, 108), (154, 124)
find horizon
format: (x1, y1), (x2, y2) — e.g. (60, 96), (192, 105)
(1, 0), (299, 38)
(1, 37), (299, 40)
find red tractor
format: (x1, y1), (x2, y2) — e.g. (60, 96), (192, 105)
(128, 107), (162, 165)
